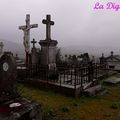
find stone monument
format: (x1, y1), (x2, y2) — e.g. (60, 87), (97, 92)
(19, 14), (38, 67)
(0, 52), (17, 102)
(0, 50), (42, 120)
(39, 15), (58, 70)
(31, 38), (39, 65)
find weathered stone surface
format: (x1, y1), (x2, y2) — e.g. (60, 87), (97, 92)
(0, 52), (17, 102)
(104, 77), (120, 84)
(0, 98), (42, 120)
(39, 41), (57, 65)
(42, 15), (54, 40)
(31, 38), (39, 64)
(0, 52), (42, 119)
(39, 15), (58, 69)
(84, 85), (102, 96)
(19, 14), (38, 53)
(19, 14), (38, 66)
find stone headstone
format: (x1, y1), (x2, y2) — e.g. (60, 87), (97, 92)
(39, 15), (58, 70)
(31, 38), (39, 64)
(0, 52), (17, 102)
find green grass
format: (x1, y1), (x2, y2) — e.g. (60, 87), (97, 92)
(19, 74), (120, 120)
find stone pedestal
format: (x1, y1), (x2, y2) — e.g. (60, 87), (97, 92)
(39, 39), (58, 69)
(31, 48), (39, 65)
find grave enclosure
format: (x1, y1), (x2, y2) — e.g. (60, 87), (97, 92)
(17, 14), (110, 97)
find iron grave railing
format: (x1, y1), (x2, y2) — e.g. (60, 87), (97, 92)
(24, 62), (108, 89)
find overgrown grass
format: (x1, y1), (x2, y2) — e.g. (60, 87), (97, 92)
(19, 74), (120, 120)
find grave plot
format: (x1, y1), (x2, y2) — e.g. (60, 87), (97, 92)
(17, 14), (111, 97)
(23, 63), (103, 97)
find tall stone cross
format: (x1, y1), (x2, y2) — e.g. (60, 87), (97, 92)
(19, 14), (38, 66)
(42, 15), (54, 40)
(31, 38), (37, 49)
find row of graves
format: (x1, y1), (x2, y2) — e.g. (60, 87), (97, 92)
(17, 14), (111, 97)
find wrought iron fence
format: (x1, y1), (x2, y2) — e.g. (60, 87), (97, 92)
(24, 62), (108, 89)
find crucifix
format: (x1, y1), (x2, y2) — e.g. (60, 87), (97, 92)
(19, 14), (38, 67)
(42, 15), (54, 65)
(31, 38), (37, 49)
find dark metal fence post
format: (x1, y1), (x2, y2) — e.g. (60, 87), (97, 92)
(81, 68), (83, 89)
(74, 68), (77, 89)
(88, 62), (94, 83)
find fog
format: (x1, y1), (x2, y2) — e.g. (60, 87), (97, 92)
(0, 0), (120, 54)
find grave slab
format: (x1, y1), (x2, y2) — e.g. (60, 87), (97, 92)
(84, 85), (103, 96)
(104, 77), (120, 84)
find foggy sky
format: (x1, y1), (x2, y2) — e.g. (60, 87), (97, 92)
(0, 0), (120, 48)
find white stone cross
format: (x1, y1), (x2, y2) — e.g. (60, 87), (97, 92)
(19, 14), (38, 53)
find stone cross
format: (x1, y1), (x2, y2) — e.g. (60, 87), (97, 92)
(42, 15), (54, 40)
(19, 14), (38, 53)
(31, 38), (37, 49)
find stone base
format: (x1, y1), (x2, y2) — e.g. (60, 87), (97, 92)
(39, 39), (58, 46)
(39, 39), (58, 65)
(84, 85), (103, 96)
(104, 77), (120, 84)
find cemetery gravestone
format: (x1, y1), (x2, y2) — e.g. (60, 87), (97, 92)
(31, 38), (39, 65)
(39, 15), (58, 70)
(0, 52), (17, 102)
(0, 52), (42, 120)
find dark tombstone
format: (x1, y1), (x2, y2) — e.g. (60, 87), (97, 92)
(31, 38), (39, 65)
(0, 52), (17, 102)
(88, 62), (94, 82)
(0, 52), (42, 120)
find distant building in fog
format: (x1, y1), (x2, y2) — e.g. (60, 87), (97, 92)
(100, 51), (120, 71)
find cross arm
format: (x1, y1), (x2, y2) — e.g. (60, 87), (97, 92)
(42, 20), (54, 25)
(30, 24), (38, 28)
(19, 25), (26, 30)
(50, 21), (54, 25)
